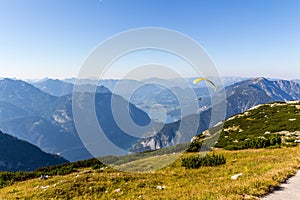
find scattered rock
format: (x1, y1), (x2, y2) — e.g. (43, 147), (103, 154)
(40, 175), (50, 180)
(156, 185), (166, 190)
(231, 173), (243, 180)
(41, 185), (50, 189)
(114, 188), (121, 193)
(99, 167), (105, 172)
(243, 194), (258, 199)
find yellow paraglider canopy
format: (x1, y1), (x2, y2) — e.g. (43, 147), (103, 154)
(193, 77), (217, 91)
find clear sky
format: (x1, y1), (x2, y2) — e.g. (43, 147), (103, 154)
(0, 0), (299, 80)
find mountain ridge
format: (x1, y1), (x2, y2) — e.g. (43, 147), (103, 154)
(135, 77), (300, 151)
(0, 78), (151, 161)
(0, 130), (68, 171)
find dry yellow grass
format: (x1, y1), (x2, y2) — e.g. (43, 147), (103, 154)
(1, 146), (300, 200)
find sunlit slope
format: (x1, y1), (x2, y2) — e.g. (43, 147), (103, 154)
(191, 101), (300, 150)
(1, 147), (300, 199)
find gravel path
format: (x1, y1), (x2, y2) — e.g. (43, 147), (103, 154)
(261, 171), (300, 200)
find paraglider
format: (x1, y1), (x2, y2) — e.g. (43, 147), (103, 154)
(193, 77), (217, 101)
(193, 77), (217, 91)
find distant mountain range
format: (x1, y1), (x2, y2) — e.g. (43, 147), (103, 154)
(0, 130), (67, 171)
(224, 77), (300, 117)
(134, 77), (300, 151)
(292, 79), (300, 84)
(32, 78), (73, 96)
(1, 77), (299, 160)
(31, 77), (248, 123)
(0, 78), (150, 161)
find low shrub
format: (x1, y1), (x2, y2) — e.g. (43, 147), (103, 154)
(186, 141), (203, 152)
(182, 153), (226, 169)
(223, 134), (282, 150)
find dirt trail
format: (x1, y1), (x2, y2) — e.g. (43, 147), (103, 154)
(261, 171), (300, 200)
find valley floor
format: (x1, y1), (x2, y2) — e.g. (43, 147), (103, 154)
(1, 146), (300, 199)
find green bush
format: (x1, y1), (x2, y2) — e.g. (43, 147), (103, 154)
(186, 141), (203, 152)
(223, 134), (282, 150)
(182, 153), (226, 169)
(284, 142), (297, 147)
(92, 164), (103, 170)
(266, 143), (281, 149)
(224, 145), (243, 150)
(285, 138), (296, 143)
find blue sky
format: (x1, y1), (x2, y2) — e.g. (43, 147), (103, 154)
(0, 0), (299, 79)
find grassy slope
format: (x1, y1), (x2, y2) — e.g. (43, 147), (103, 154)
(194, 101), (300, 149)
(1, 146), (300, 200)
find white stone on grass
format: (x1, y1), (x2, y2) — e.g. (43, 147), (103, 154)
(231, 173), (243, 180)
